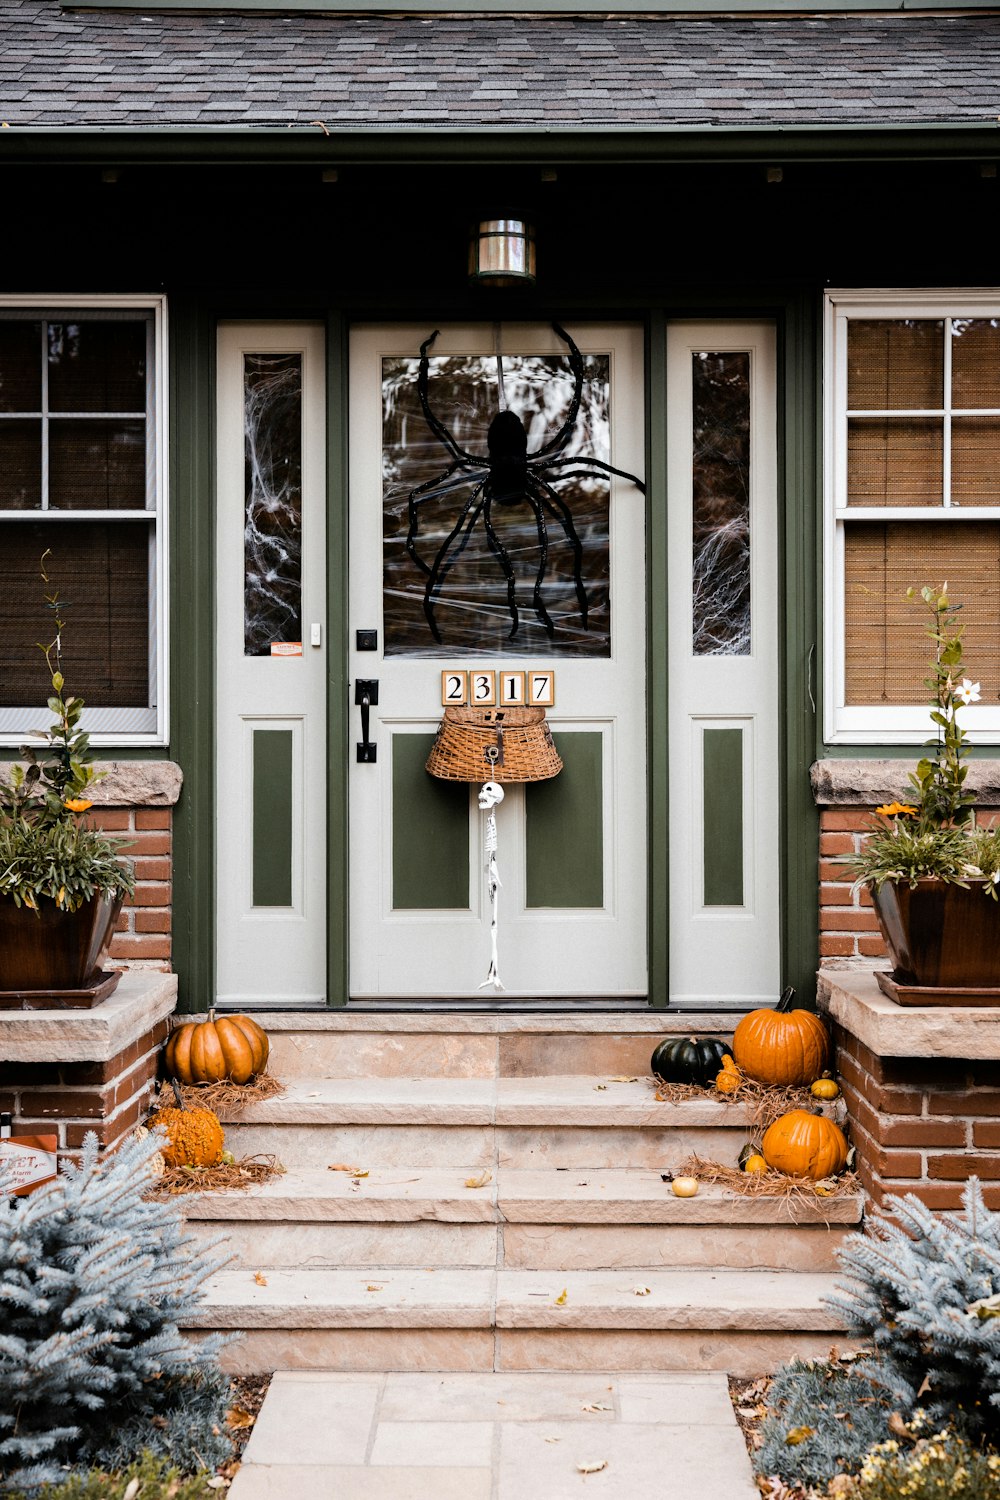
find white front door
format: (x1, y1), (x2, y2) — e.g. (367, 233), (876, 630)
(666, 321), (781, 1007)
(215, 322), (327, 1006)
(348, 323), (647, 999)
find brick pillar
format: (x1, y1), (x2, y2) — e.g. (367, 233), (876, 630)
(818, 808), (888, 964)
(87, 806), (174, 970)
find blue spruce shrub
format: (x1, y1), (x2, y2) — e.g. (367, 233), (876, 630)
(0, 1129), (234, 1493)
(753, 1357), (892, 1489)
(828, 1177), (1000, 1442)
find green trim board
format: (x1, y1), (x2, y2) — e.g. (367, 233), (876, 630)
(251, 730), (294, 907)
(525, 733), (604, 910)
(1, 126), (997, 170)
(392, 735), (471, 911)
(326, 310), (350, 1006)
(702, 729), (745, 907)
(646, 312), (670, 1008)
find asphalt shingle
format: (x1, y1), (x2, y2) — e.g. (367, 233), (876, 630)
(1, 1), (999, 129)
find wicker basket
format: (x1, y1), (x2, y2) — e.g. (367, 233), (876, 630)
(425, 705), (563, 784)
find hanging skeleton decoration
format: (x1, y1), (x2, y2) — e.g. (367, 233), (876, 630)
(405, 323), (646, 643)
(477, 779), (505, 991)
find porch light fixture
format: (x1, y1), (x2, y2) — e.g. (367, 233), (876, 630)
(468, 218), (536, 288)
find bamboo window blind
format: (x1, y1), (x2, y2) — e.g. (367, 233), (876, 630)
(842, 316), (1000, 707)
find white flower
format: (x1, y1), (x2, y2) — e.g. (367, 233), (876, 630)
(956, 678), (982, 705)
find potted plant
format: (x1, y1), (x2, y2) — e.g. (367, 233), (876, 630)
(0, 555), (134, 1000)
(848, 584), (1000, 993)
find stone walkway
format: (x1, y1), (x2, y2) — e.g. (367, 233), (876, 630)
(228, 1370), (759, 1498)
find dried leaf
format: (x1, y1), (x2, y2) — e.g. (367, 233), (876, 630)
(366, 1283), (383, 1292)
(916, 1373), (932, 1399)
(784, 1425), (815, 1446)
(465, 1169), (492, 1188)
(609, 1076), (639, 1084)
(593, 1084), (608, 1091)
(253, 1271), (268, 1286)
(328, 1163), (361, 1172)
(352, 1169), (369, 1179)
(576, 1460), (607, 1474)
(543, 1436), (560, 1444)
(888, 1412), (914, 1441)
(581, 1402), (613, 1413)
(226, 1407), (256, 1430)
(554, 1287), (568, 1305)
(632, 1286), (651, 1297)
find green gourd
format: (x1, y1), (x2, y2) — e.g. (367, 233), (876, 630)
(651, 1035), (729, 1086)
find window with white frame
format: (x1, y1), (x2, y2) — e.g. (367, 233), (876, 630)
(825, 291), (1000, 745)
(0, 299), (166, 744)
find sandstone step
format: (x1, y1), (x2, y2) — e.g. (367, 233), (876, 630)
(186, 1266), (846, 1377)
(243, 1010), (735, 1082)
(185, 1166), (861, 1271)
(219, 1076), (781, 1168)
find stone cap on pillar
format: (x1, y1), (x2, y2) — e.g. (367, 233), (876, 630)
(818, 967), (1000, 1061)
(0, 971), (178, 1063)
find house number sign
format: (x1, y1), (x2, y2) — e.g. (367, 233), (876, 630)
(440, 669), (556, 708)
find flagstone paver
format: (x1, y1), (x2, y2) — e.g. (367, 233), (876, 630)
(227, 1370), (759, 1499)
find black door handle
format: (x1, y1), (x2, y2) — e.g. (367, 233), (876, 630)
(355, 679), (379, 764)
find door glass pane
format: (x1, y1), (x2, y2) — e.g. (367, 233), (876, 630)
(0, 420), (42, 508)
(0, 521), (150, 708)
(847, 417), (943, 506)
(243, 353), (302, 657)
(952, 319), (1000, 409)
(847, 319), (943, 410)
(692, 352), (750, 656)
(844, 520), (1000, 705)
(0, 322), (42, 412)
(382, 349), (612, 657)
(48, 321), (147, 413)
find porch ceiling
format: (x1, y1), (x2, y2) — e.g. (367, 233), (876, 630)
(4, 1), (1000, 136)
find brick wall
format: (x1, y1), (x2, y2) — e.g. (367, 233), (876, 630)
(87, 806), (173, 971)
(834, 1020), (1000, 1210)
(818, 808), (887, 963)
(0, 1011), (170, 1158)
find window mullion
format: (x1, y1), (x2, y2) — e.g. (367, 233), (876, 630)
(943, 316), (953, 508)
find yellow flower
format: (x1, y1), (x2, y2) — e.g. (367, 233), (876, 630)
(876, 801), (919, 818)
(63, 798), (93, 813)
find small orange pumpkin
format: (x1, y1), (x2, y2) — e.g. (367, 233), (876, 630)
(715, 1067), (741, 1095)
(165, 1009), (270, 1086)
(148, 1082), (225, 1168)
(761, 1109), (849, 1181)
(732, 987), (831, 1088)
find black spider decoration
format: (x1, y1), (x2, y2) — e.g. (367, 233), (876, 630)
(404, 322), (645, 643)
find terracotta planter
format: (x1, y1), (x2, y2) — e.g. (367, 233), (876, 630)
(871, 877), (1000, 988)
(0, 891), (122, 991)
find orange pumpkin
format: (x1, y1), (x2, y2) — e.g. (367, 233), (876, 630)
(761, 1109), (849, 1181)
(165, 1009), (270, 1086)
(732, 987), (830, 1087)
(148, 1083), (225, 1168)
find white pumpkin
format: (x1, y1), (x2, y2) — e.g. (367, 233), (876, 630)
(133, 1125), (166, 1180)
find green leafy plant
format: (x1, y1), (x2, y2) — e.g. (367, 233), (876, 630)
(0, 554), (132, 911)
(856, 1425), (1000, 1499)
(2, 1450), (226, 1499)
(847, 584), (1000, 898)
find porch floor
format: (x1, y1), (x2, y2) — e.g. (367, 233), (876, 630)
(227, 1369), (759, 1499)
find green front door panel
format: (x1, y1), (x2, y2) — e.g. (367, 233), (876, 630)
(392, 733), (471, 910)
(525, 731), (604, 909)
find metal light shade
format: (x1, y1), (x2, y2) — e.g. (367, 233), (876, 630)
(468, 218), (536, 288)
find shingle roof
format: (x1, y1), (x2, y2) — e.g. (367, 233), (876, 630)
(2, 1), (1000, 130)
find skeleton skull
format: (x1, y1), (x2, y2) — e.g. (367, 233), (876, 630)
(478, 781), (505, 810)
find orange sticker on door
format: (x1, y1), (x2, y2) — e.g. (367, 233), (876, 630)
(270, 642), (303, 657)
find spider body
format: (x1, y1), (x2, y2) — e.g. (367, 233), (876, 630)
(405, 323), (645, 643)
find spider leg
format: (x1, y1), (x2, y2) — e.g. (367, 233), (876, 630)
(482, 491), (520, 641)
(528, 322), (586, 463)
(406, 460), (479, 576)
(539, 455), (646, 494)
(423, 478), (488, 643)
(524, 479), (555, 638)
(534, 475), (590, 629)
(417, 330), (487, 469)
